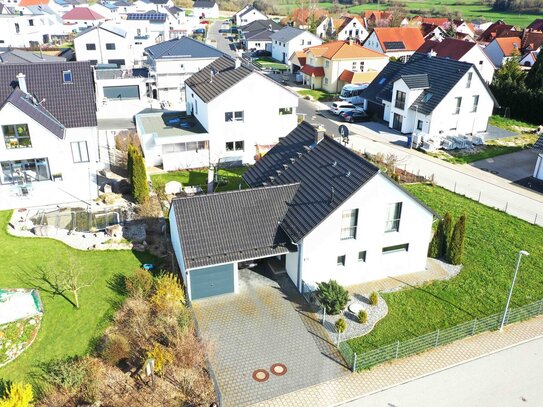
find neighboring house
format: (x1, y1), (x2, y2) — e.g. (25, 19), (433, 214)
(74, 24), (132, 67)
(363, 10), (392, 27)
(299, 40), (388, 93)
(145, 36), (225, 106)
(138, 56), (298, 171)
(527, 19), (543, 32)
(520, 50), (538, 67)
(477, 21), (515, 44)
(484, 36), (522, 67)
(192, 0), (218, 19)
(0, 49), (65, 63)
(289, 7), (328, 29)
(0, 8), (63, 47)
(419, 23), (447, 42)
(420, 17), (448, 27)
(363, 27), (425, 61)
(0, 61), (99, 210)
(415, 38), (496, 83)
(233, 5), (267, 26)
(169, 121), (435, 301)
(533, 135), (543, 181)
(316, 15), (369, 43)
(452, 19), (476, 40)
(362, 54), (497, 136)
(62, 7), (107, 32)
(270, 26), (323, 63)
(239, 19), (281, 51)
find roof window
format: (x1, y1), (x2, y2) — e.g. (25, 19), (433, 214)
(63, 70), (73, 84)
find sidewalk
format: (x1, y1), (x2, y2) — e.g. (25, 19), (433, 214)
(252, 315), (543, 407)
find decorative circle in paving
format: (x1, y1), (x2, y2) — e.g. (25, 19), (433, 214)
(270, 363), (288, 376)
(252, 369), (270, 382)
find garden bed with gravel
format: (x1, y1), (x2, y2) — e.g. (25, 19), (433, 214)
(0, 315), (41, 367)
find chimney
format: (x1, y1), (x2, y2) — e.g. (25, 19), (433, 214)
(234, 58), (242, 69)
(16, 73), (27, 93)
(209, 67), (217, 83)
(315, 125), (325, 143)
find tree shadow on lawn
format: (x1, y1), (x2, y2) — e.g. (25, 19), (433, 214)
(16, 265), (77, 309)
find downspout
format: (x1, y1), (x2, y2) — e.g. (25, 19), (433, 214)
(293, 239), (303, 292)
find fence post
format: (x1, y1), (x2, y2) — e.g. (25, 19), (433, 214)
(505, 202), (508, 212)
(352, 352), (357, 373)
(538, 299), (543, 315)
(471, 318), (477, 336)
(434, 329), (440, 347)
(478, 191), (481, 202)
(535, 214), (538, 225)
(395, 340), (400, 359)
(454, 182), (456, 193)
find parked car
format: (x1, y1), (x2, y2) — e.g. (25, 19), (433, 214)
(341, 110), (369, 123)
(253, 49), (271, 57)
(330, 101), (357, 115)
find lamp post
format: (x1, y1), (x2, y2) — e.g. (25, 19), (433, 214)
(500, 250), (529, 331)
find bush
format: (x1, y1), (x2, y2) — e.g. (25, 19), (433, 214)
(316, 280), (349, 315)
(125, 268), (154, 298)
(0, 382), (33, 407)
(369, 291), (379, 306)
(428, 217), (446, 258)
(441, 212), (452, 257)
(447, 214), (466, 265)
(101, 333), (131, 366)
(146, 344), (174, 375)
(151, 273), (185, 310)
(335, 318), (347, 334)
(40, 357), (87, 391)
(132, 150), (149, 204)
(357, 310), (368, 324)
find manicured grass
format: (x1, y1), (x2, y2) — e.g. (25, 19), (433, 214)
(436, 144), (524, 164)
(150, 166), (249, 193)
(348, 184), (543, 354)
(489, 115), (539, 134)
(0, 211), (154, 383)
(254, 58), (289, 71)
(297, 89), (338, 102)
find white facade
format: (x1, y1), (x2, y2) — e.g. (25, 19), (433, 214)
(459, 44), (495, 83)
(290, 173), (433, 289)
(193, 3), (219, 19)
(94, 71), (149, 119)
(533, 153), (543, 181)
(386, 67), (494, 135)
(317, 17), (369, 42)
(271, 30), (323, 64)
(185, 72), (299, 166)
(74, 25), (133, 67)
(0, 102), (99, 210)
(364, 30), (416, 61)
(0, 13), (60, 48)
(235, 6), (267, 26)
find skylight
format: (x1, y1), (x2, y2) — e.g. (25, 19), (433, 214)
(378, 77), (386, 85)
(62, 70), (73, 84)
(422, 93), (432, 103)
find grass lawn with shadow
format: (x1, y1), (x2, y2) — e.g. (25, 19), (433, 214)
(0, 210), (155, 383)
(150, 166), (249, 193)
(347, 184), (543, 354)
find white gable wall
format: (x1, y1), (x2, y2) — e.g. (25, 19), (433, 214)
(363, 31), (385, 54)
(74, 28), (132, 66)
(337, 19), (368, 42)
(272, 31), (323, 63)
(296, 172), (433, 289)
(461, 45), (495, 83)
(238, 8), (267, 26)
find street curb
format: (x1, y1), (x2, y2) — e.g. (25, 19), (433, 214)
(333, 331), (543, 407)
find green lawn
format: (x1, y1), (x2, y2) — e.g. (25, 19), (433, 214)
(433, 144), (524, 164)
(253, 58), (289, 71)
(297, 89), (338, 102)
(489, 115), (539, 134)
(151, 166), (249, 193)
(348, 184), (543, 354)
(0, 211), (154, 383)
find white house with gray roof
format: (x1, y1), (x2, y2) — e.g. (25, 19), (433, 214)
(145, 36), (225, 107)
(0, 61), (99, 210)
(192, 0), (218, 18)
(233, 5), (268, 26)
(74, 23), (134, 67)
(270, 26), (322, 63)
(169, 121), (435, 301)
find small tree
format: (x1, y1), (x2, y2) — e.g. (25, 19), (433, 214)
(131, 149), (149, 204)
(125, 268), (154, 298)
(43, 258), (95, 309)
(357, 310), (368, 324)
(0, 382), (33, 407)
(127, 144), (136, 183)
(441, 212), (453, 258)
(151, 273), (185, 310)
(428, 217), (446, 258)
(146, 344), (174, 375)
(335, 318), (347, 334)
(369, 291), (379, 306)
(316, 280), (349, 315)
(447, 214), (466, 265)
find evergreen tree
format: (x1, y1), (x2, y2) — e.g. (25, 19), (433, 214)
(441, 212), (452, 258)
(447, 214), (466, 265)
(525, 55), (543, 90)
(127, 144), (136, 183)
(131, 149), (149, 204)
(428, 229), (441, 258)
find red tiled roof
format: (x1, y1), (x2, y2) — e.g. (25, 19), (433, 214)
(495, 36), (522, 56)
(527, 19), (543, 31)
(373, 27), (425, 51)
(338, 69), (379, 84)
(415, 38), (476, 60)
(422, 17), (448, 27)
(300, 65), (324, 77)
(478, 23), (515, 43)
(364, 10), (392, 21)
(305, 40), (386, 60)
(62, 7), (105, 21)
(291, 8), (328, 26)
(19, 0), (48, 6)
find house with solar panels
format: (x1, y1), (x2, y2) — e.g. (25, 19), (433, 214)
(169, 121), (435, 301)
(0, 61), (99, 210)
(361, 53), (497, 136)
(363, 27), (424, 62)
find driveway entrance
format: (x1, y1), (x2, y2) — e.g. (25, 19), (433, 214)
(193, 265), (347, 406)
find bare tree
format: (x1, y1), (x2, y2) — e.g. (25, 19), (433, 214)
(44, 257), (96, 309)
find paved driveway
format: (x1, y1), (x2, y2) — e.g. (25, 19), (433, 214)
(193, 266), (347, 407)
(469, 149), (539, 182)
(207, 21), (238, 57)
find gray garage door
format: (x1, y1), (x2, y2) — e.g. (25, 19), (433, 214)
(190, 263), (235, 300)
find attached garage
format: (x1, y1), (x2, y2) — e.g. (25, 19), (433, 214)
(189, 263), (236, 300)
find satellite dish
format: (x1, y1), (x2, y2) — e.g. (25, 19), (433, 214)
(338, 125), (349, 138)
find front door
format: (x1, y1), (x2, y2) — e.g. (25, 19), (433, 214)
(392, 113), (403, 132)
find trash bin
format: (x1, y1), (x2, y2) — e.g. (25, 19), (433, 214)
(406, 135), (412, 148)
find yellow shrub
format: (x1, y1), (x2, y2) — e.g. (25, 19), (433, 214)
(146, 344), (174, 375)
(150, 273), (185, 310)
(0, 382), (33, 407)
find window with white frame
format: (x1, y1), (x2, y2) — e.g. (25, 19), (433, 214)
(466, 72), (473, 88)
(3, 124), (31, 149)
(279, 107), (293, 115)
(324, 78), (328, 85)
(337, 255), (346, 266)
(385, 202), (402, 232)
(453, 97), (462, 114)
(71, 141), (89, 163)
(359, 61), (364, 71)
(225, 111), (244, 122)
(340, 208), (358, 240)
(63, 70), (72, 83)
(325, 60), (329, 68)
(471, 95), (479, 112)
(225, 140), (244, 151)
(382, 243), (409, 254)
(358, 251), (367, 262)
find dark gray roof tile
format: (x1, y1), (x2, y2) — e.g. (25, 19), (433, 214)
(401, 74), (429, 89)
(145, 36), (225, 59)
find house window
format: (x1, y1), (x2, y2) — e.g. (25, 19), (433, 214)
(382, 243), (409, 254)
(3, 124), (31, 149)
(29, 19), (34, 26)
(301, 39), (304, 45)
(358, 251), (367, 262)
(337, 255), (346, 266)
(471, 95), (479, 113)
(71, 141), (89, 163)
(417, 120), (423, 131)
(1, 158), (50, 184)
(308, 40), (312, 45)
(395, 90), (406, 109)
(62, 70), (72, 83)
(324, 78), (329, 85)
(15, 23), (19, 33)
(86, 43), (96, 50)
(340, 208), (358, 240)
(454, 97), (462, 114)
(466, 72), (473, 88)
(225, 111), (244, 122)
(106, 43), (116, 50)
(352, 61), (357, 70)
(385, 202), (402, 232)
(325, 60), (329, 68)
(279, 107), (293, 115)
(359, 61), (364, 71)
(225, 141), (244, 151)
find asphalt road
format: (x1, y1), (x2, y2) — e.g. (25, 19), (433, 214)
(207, 20), (238, 58)
(341, 336), (543, 407)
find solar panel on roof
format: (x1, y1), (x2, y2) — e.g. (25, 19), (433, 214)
(384, 41), (405, 50)
(126, 12), (166, 21)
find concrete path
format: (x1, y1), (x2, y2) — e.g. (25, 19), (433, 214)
(343, 336), (543, 406)
(252, 314), (543, 407)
